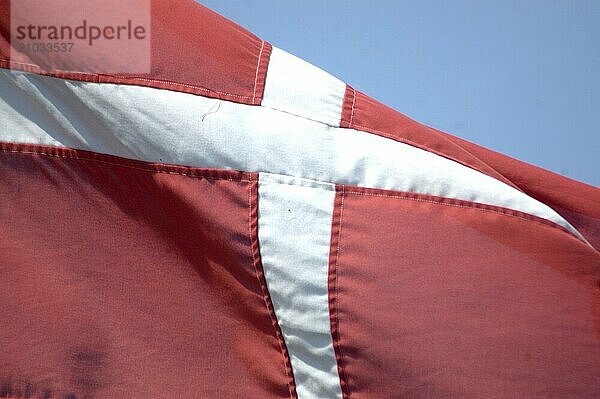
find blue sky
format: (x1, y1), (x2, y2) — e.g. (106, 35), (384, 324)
(199, 0), (599, 186)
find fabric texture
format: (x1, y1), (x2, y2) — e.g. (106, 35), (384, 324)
(329, 186), (600, 398)
(0, 1), (599, 398)
(258, 173), (341, 399)
(0, 70), (581, 237)
(0, 143), (295, 398)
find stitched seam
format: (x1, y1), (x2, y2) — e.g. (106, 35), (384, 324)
(334, 186), (351, 398)
(348, 88), (356, 128)
(343, 190), (576, 239)
(0, 60), (254, 100)
(0, 148), (252, 182)
(349, 121), (499, 179)
(247, 182), (296, 399)
(2, 144), (579, 242)
(252, 41), (265, 104)
(332, 86), (502, 182)
(111, 77), (252, 99)
(1, 59), (99, 77)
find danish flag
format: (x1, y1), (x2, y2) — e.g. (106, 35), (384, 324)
(1, 1), (599, 398)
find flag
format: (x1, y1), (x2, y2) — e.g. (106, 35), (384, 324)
(1, 1), (599, 398)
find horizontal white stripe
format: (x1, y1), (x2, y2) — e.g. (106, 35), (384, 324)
(258, 173), (341, 399)
(0, 69), (583, 240)
(262, 47), (346, 126)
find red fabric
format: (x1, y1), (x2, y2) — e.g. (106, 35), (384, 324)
(1, 2), (598, 396)
(329, 185), (600, 398)
(0, 143), (296, 398)
(0, 0), (271, 104)
(339, 87), (515, 186)
(340, 87), (600, 250)
(443, 135), (600, 252)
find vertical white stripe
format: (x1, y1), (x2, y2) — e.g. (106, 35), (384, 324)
(258, 173), (342, 399)
(262, 47), (346, 126)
